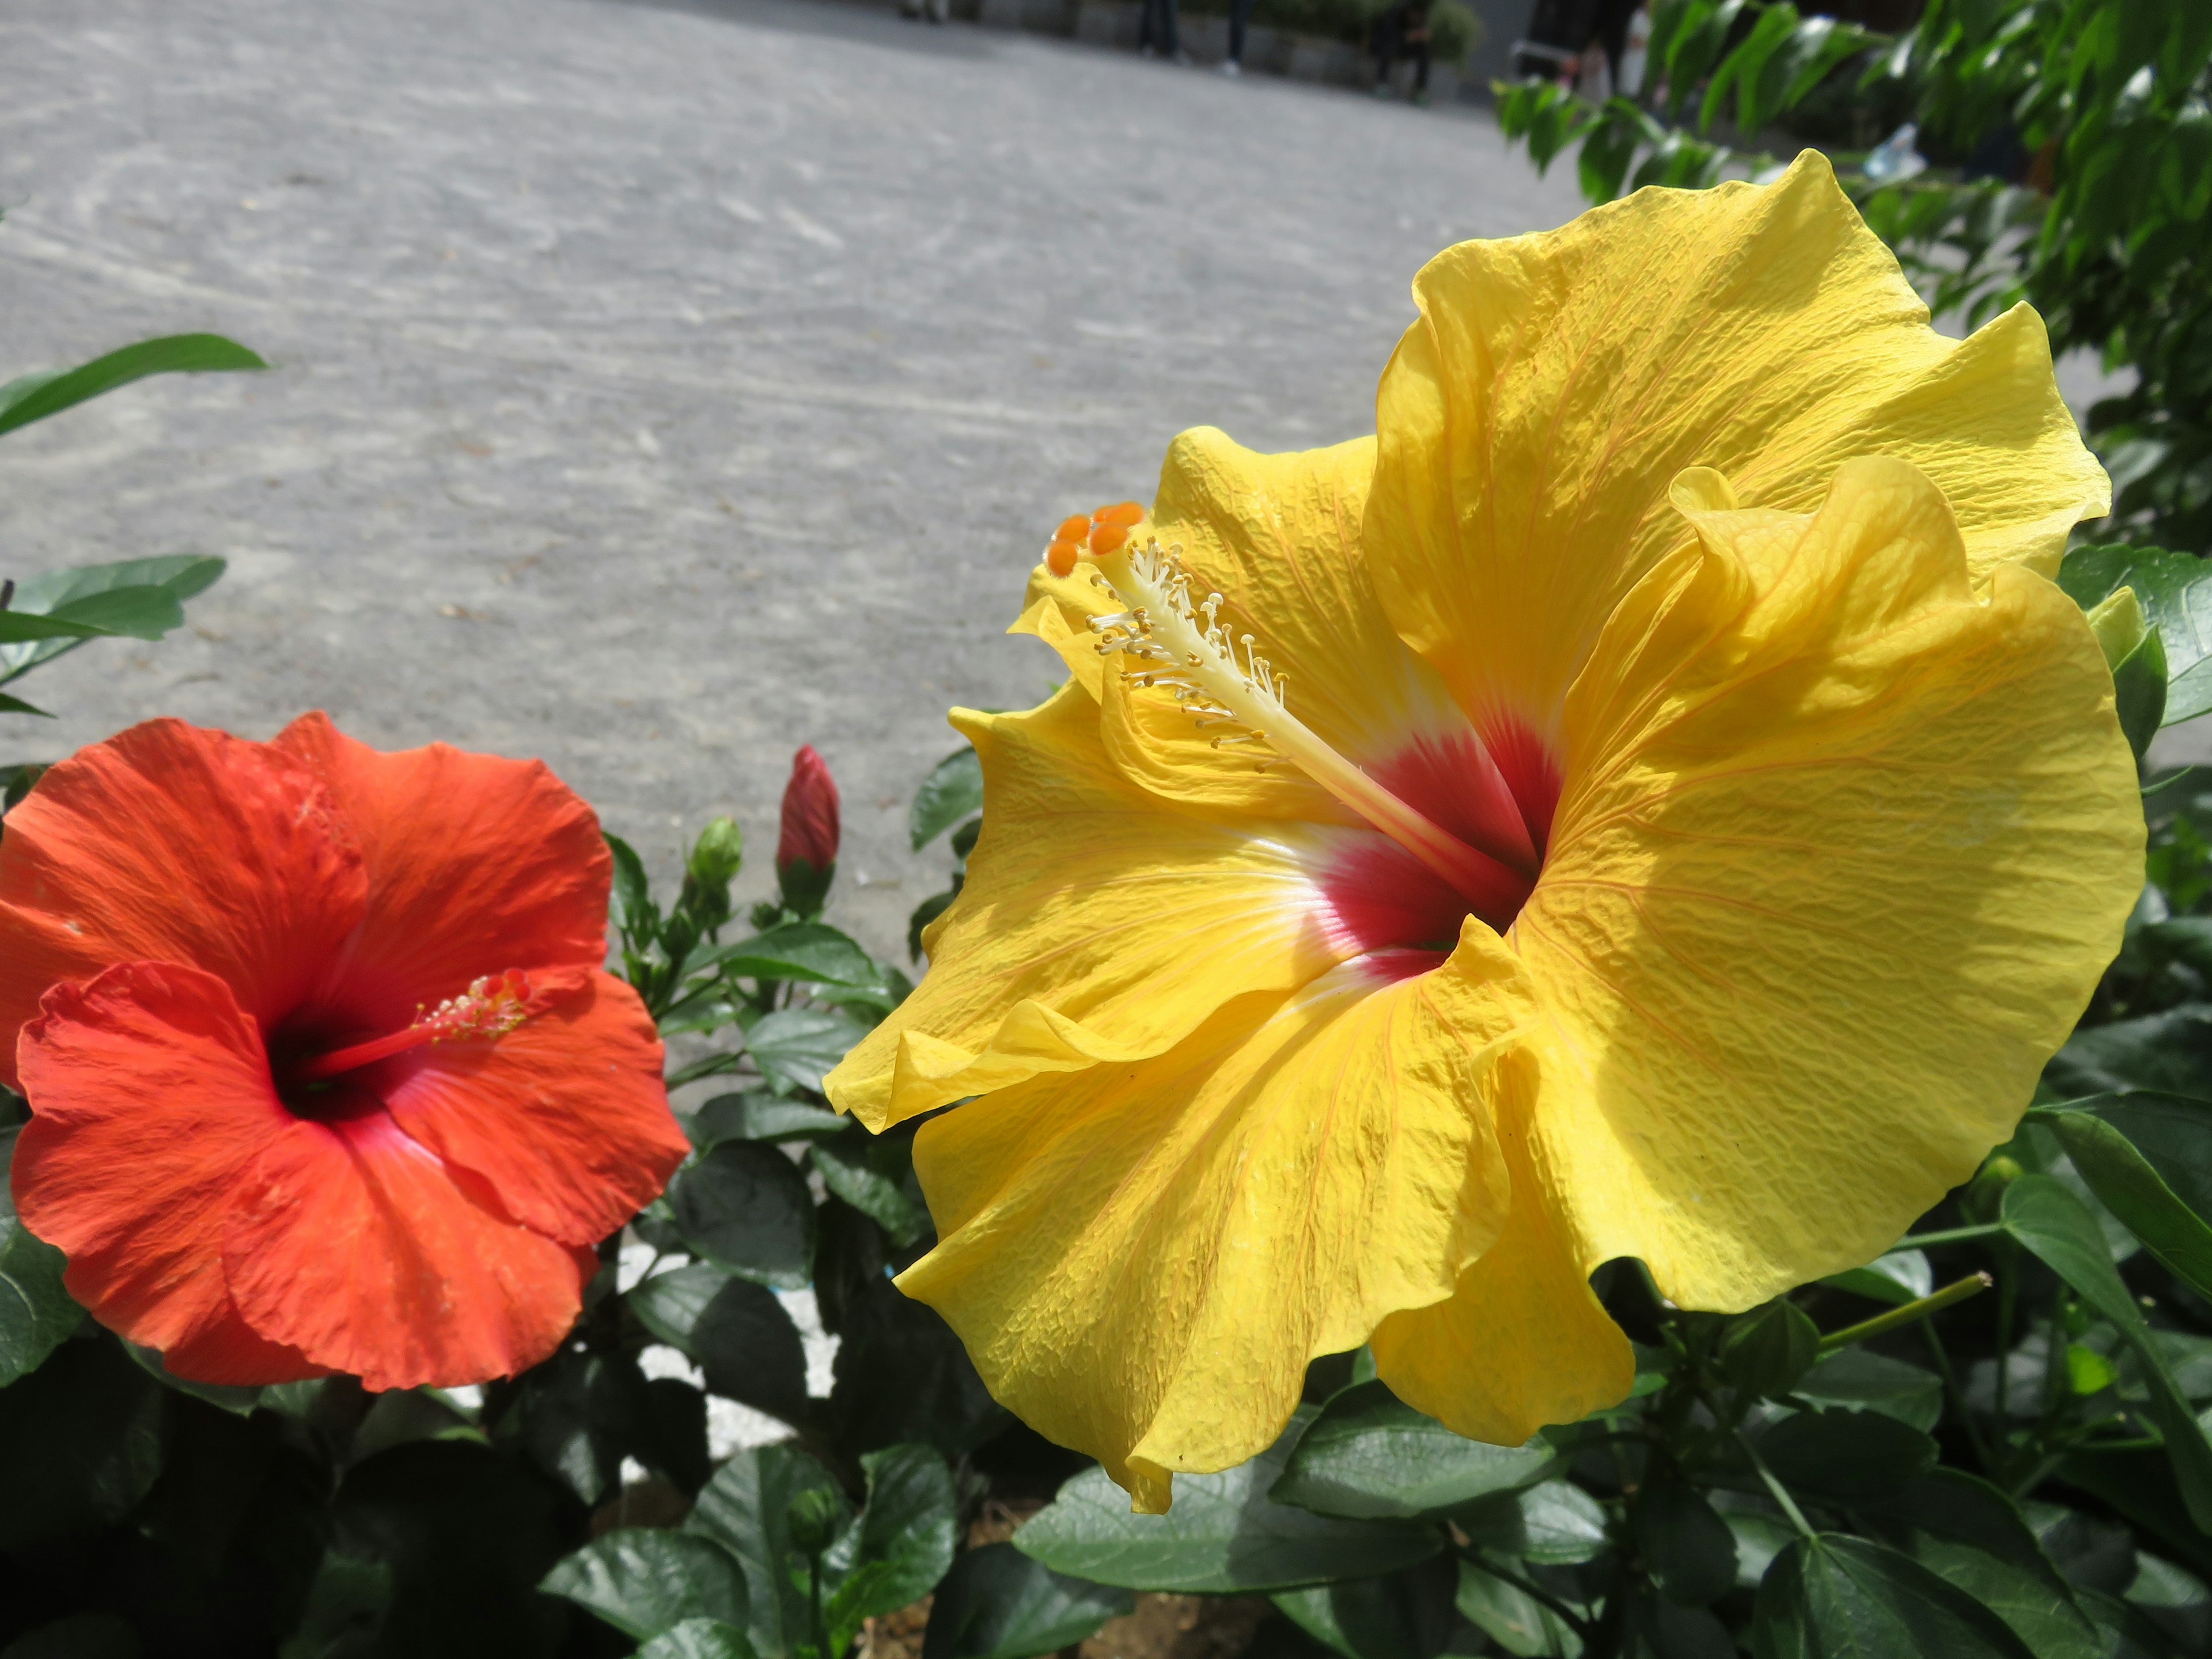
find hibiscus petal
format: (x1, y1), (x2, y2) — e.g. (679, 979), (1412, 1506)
(224, 1108), (591, 1390)
(1370, 1048), (1634, 1444)
(379, 968), (686, 1247)
(12, 961), (308, 1371)
(825, 683), (1395, 1129)
(1368, 150), (2108, 774)
(272, 712), (612, 1031)
(0, 721), (365, 1079)
(897, 923), (1530, 1511)
(1517, 457), (2142, 1309)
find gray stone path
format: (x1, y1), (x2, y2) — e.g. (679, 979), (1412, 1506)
(0, 0), (1590, 957)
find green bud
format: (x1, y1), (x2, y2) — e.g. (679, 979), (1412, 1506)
(1961, 1153), (2024, 1222)
(785, 1484), (846, 1558)
(687, 816), (744, 889)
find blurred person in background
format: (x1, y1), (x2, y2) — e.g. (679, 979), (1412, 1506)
(1139, 0), (1189, 63)
(1514, 0), (1642, 99)
(1370, 0), (1433, 103)
(1221, 0), (1257, 74)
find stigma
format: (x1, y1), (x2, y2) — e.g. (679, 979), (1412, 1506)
(1056, 509), (1537, 910)
(289, 971), (536, 1084)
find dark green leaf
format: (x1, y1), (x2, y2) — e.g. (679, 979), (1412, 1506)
(911, 746), (983, 851)
(628, 1263), (810, 1425)
(2046, 1006), (2212, 1099)
(1756, 1408), (1938, 1505)
(0, 1613), (141, 1659)
(1636, 1472), (1737, 1606)
(1861, 1471), (2102, 1659)
(1721, 1300), (1821, 1401)
(1752, 1533), (2036, 1658)
(686, 1443), (854, 1659)
(1015, 1408), (1441, 1593)
(0, 1126), (79, 1387)
(2061, 545), (2212, 724)
(0, 692), (51, 715)
(1637, 1597), (1735, 1658)
(702, 922), (881, 989)
(635, 1621), (761, 1659)
(746, 1006), (868, 1094)
(0, 1335), (165, 1548)
(2055, 1445), (2212, 1579)
(638, 1378), (713, 1497)
(512, 1347), (651, 1506)
(810, 1124), (930, 1248)
(1455, 1479), (1611, 1565)
(2033, 1094), (2212, 1299)
(824, 1445), (959, 1649)
(2078, 1589), (2190, 1659)
(606, 832), (657, 944)
(1270, 1554), (1460, 1659)
(541, 1529), (750, 1642)
(1453, 1559), (1575, 1657)
(921, 1541), (1131, 1659)
(908, 884), (959, 964)
(1271, 1379), (1551, 1520)
(1818, 1249), (1932, 1307)
(829, 1274), (1005, 1457)
(668, 1142), (816, 1289)
(2002, 1175), (2212, 1531)
(691, 1091), (847, 1147)
(2115, 627), (2171, 758)
(120, 1338), (261, 1415)
(1793, 1348), (1943, 1433)
(0, 334), (266, 438)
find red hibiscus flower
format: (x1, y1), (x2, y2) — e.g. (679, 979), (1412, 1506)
(0, 714), (688, 1391)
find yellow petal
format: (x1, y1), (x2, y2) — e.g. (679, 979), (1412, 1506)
(1370, 1046), (1634, 1443)
(1514, 456), (2142, 1309)
(1011, 563), (1111, 700)
(823, 681), (1386, 1129)
(898, 922), (1533, 1510)
(1368, 150), (2108, 770)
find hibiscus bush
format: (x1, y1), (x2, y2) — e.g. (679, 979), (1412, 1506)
(1495, 0), (2212, 554)
(10, 134), (2212, 1659)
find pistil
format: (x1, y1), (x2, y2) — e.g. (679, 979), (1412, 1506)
(289, 971), (536, 1084)
(1081, 523), (1535, 908)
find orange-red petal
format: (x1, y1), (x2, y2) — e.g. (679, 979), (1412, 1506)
(272, 713), (613, 1033)
(0, 721), (365, 1084)
(12, 961), (301, 1365)
(223, 1108), (592, 1390)
(377, 968), (685, 1247)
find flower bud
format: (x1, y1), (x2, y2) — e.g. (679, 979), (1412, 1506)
(679, 815), (744, 931)
(777, 744), (840, 916)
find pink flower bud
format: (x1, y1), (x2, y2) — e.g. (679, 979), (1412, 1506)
(776, 744), (840, 887)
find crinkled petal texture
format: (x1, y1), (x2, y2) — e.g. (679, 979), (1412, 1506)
(2, 715), (685, 1389)
(1366, 150), (2109, 792)
(1504, 457), (2140, 1309)
(900, 925), (1531, 1512)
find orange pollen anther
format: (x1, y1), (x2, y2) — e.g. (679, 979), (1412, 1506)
(1093, 501), (1145, 528)
(1046, 539), (1084, 578)
(290, 970), (536, 1083)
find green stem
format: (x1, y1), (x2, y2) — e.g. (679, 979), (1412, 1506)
(1734, 1426), (1816, 1541)
(1817, 1272), (1993, 1355)
(1894, 1222), (2005, 1249)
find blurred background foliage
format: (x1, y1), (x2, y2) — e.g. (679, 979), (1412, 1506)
(1496, 0), (2212, 555)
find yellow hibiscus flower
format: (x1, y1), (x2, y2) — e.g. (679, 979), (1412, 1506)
(823, 153), (2143, 1513)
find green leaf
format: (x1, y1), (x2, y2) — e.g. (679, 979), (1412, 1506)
(2031, 1096), (2212, 1300)
(911, 746), (984, 851)
(828, 1274), (1006, 1459)
(1793, 1348), (1944, 1433)
(1635, 1472), (1737, 1607)
(1720, 1300), (1821, 1401)
(922, 1544), (1130, 1659)
(0, 1127), (78, 1387)
(1014, 1407), (1441, 1593)
(1819, 1248), (1932, 1307)
(605, 832), (657, 944)
(1862, 1471), (2103, 1659)
(1635, 1597), (1734, 1658)
(2002, 1175), (2212, 1531)
(686, 1444), (854, 1659)
(636, 1620), (761, 1659)
(0, 1613), (141, 1659)
(2060, 544), (2212, 724)
(0, 334), (267, 439)
(628, 1263), (810, 1425)
(2046, 1006), (2212, 1099)
(0, 1336), (166, 1550)
(691, 1092), (847, 1147)
(511, 1348), (652, 1507)
(1270, 1555), (1460, 1659)
(1453, 1559), (1577, 1657)
(823, 1445), (959, 1650)
(120, 1338), (260, 1416)
(745, 1006), (868, 1094)
(701, 922), (881, 989)
(668, 1142), (816, 1289)
(2116, 626), (2172, 758)
(1751, 1533), (2036, 1658)
(1755, 1408), (1938, 1505)
(1270, 1379), (1552, 1520)
(811, 1124), (930, 1247)
(1456, 1479), (1611, 1566)
(540, 1529), (750, 1643)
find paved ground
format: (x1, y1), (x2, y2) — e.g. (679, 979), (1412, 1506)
(0, 0), (1593, 959)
